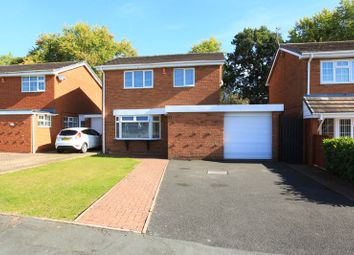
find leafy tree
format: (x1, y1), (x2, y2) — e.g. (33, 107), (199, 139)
(223, 26), (281, 104)
(190, 37), (222, 53)
(25, 23), (137, 66)
(289, 0), (354, 42)
(0, 53), (24, 65)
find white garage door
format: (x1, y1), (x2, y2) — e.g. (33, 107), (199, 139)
(91, 117), (103, 134)
(224, 113), (272, 159)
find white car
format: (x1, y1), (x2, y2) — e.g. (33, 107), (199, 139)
(55, 128), (102, 153)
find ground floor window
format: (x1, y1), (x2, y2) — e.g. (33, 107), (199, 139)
(321, 119), (334, 137)
(321, 118), (353, 138)
(38, 114), (51, 127)
(64, 116), (79, 128)
(339, 119), (352, 137)
(115, 115), (161, 140)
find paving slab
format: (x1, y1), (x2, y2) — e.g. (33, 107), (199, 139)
(76, 158), (168, 232)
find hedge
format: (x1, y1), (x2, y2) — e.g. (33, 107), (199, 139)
(322, 137), (354, 182)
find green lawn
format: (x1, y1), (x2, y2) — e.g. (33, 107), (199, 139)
(0, 156), (138, 220)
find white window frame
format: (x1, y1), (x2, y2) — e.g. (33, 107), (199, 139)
(64, 116), (79, 128)
(320, 59), (354, 84)
(321, 118), (354, 138)
(21, 76), (46, 92)
(173, 68), (195, 87)
(37, 114), (51, 128)
(123, 70), (154, 89)
(115, 115), (161, 140)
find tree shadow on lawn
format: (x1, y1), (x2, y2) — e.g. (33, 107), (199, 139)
(263, 162), (354, 207)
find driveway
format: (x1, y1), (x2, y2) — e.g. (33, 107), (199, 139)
(147, 160), (354, 255)
(0, 152), (96, 174)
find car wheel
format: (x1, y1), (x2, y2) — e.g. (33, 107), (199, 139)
(57, 149), (63, 153)
(81, 143), (88, 153)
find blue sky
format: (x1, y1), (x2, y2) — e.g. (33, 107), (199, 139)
(0, 0), (339, 57)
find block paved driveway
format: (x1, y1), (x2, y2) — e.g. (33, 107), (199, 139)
(0, 152), (95, 174)
(147, 160), (354, 255)
(76, 159), (169, 233)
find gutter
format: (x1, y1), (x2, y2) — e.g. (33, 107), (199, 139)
(102, 71), (106, 154)
(307, 53), (313, 95)
(31, 114), (35, 154)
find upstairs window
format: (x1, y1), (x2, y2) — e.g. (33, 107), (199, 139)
(173, 68), (195, 87)
(22, 76), (45, 92)
(321, 60), (353, 84)
(124, 70), (153, 89)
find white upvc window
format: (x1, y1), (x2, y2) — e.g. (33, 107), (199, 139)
(22, 76), (46, 92)
(64, 116), (79, 128)
(115, 115), (161, 140)
(321, 118), (354, 138)
(124, 70), (153, 89)
(320, 60), (354, 84)
(173, 68), (195, 87)
(38, 114), (51, 128)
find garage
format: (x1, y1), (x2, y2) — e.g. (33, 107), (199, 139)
(224, 112), (273, 160)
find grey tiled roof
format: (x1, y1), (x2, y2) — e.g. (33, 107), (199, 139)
(0, 61), (79, 74)
(103, 52), (225, 65)
(281, 41), (354, 55)
(304, 94), (354, 113)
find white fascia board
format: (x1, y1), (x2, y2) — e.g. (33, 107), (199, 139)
(165, 104), (284, 113)
(0, 110), (34, 115)
(0, 71), (55, 77)
(266, 49), (280, 86)
(301, 50), (354, 59)
(79, 114), (102, 118)
(113, 108), (166, 116)
(96, 60), (225, 71)
(305, 112), (354, 119)
(279, 48), (302, 58)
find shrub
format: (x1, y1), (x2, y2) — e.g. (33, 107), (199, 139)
(322, 137), (354, 182)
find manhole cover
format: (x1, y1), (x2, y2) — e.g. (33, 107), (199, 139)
(207, 170), (228, 175)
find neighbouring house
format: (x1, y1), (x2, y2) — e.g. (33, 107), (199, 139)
(267, 40), (354, 166)
(0, 61), (102, 153)
(97, 53), (283, 160)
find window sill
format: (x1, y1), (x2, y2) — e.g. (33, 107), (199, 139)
(114, 138), (161, 141)
(123, 87), (154, 89)
(173, 85), (195, 88)
(320, 82), (354, 85)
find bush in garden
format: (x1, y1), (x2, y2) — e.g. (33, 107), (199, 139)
(323, 137), (354, 182)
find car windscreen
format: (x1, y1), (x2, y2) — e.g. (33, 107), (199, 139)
(59, 130), (78, 136)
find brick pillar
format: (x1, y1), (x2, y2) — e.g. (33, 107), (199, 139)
(272, 112), (280, 161)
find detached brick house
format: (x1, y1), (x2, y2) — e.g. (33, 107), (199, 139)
(0, 61), (102, 153)
(97, 53), (283, 160)
(268, 40), (354, 166)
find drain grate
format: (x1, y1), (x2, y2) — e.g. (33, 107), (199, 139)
(207, 170), (228, 175)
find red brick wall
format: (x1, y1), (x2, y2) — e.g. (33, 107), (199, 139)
(167, 112), (224, 160)
(269, 52), (307, 117)
(104, 65), (222, 157)
(0, 76), (55, 110)
(310, 59), (354, 94)
(0, 115), (32, 152)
